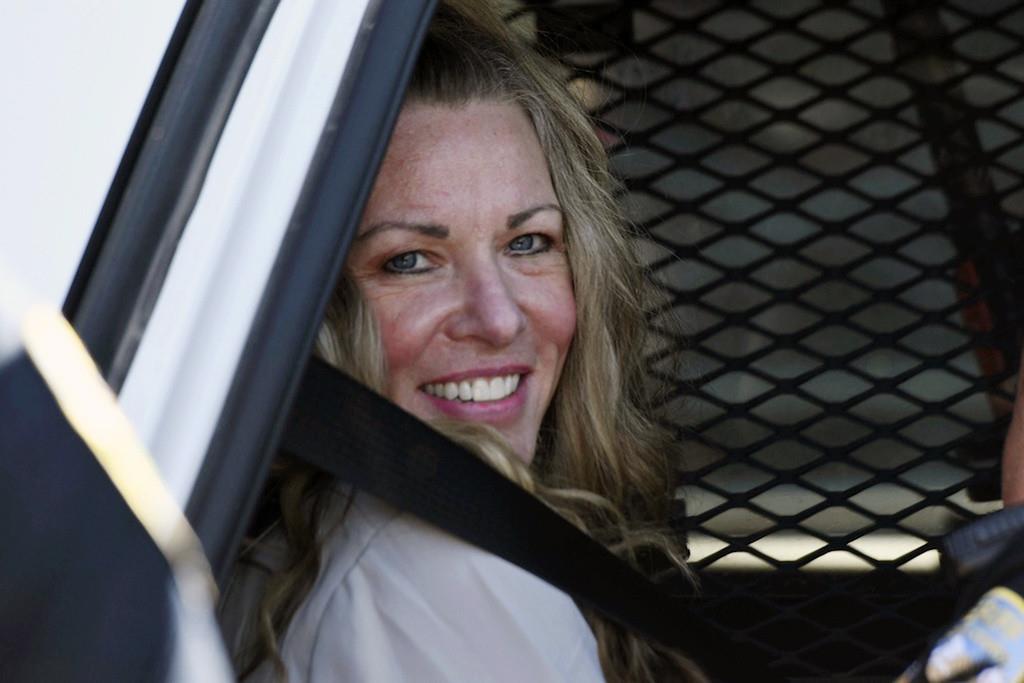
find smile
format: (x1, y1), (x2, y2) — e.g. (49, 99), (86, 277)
(422, 374), (521, 402)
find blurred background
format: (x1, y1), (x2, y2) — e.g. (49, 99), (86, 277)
(0, 1), (181, 304)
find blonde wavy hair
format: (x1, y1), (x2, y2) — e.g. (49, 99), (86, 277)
(234, 2), (704, 681)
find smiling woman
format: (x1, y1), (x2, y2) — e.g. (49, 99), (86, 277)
(220, 2), (704, 682)
(348, 102), (576, 461)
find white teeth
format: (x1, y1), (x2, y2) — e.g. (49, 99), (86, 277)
(472, 378), (490, 401)
(422, 374), (522, 403)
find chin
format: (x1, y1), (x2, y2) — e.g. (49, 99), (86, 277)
(502, 430), (536, 465)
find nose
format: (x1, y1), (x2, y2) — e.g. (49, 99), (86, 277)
(447, 260), (527, 347)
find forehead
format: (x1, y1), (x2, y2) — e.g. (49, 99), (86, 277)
(364, 101), (556, 219)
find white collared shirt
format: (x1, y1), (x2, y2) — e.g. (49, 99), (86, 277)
(222, 489), (605, 682)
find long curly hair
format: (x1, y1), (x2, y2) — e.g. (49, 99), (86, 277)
(232, 2), (703, 681)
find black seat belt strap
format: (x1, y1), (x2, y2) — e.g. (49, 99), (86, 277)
(282, 358), (779, 682)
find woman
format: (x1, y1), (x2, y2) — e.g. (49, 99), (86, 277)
(222, 2), (702, 681)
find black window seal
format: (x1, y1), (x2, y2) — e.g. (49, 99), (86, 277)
(61, 0), (201, 322)
(186, 0), (439, 584)
(65, 0), (280, 392)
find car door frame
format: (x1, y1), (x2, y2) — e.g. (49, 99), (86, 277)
(64, 0), (438, 583)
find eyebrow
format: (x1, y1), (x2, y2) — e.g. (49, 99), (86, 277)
(357, 203), (563, 241)
(508, 203), (562, 230)
(356, 221), (450, 241)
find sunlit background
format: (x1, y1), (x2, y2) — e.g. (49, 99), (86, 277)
(0, 2), (182, 305)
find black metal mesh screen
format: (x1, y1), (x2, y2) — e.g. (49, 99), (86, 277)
(515, 1), (1024, 678)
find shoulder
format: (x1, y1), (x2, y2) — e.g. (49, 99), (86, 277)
(296, 493), (604, 682)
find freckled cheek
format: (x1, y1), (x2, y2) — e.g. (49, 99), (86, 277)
(365, 289), (447, 395)
(527, 275), (577, 366)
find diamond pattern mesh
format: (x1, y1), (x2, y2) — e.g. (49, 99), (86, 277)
(515, 1), (1024, 678)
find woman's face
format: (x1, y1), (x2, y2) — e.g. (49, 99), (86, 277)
(346, 101), (576, 462)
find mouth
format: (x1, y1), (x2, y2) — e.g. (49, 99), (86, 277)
(421, 373), (522, 403)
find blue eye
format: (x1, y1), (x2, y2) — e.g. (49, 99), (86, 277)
(508, 233), (550, 254)
(385, 251), (427, 273)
